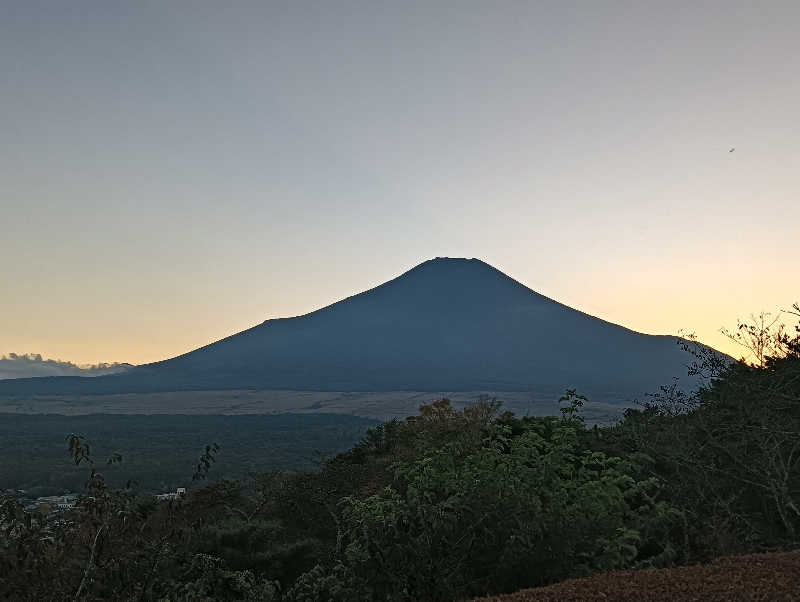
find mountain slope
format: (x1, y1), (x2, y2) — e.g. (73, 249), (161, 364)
(0, 258), (712, 399)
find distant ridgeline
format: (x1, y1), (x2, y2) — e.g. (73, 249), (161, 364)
(0, 258), (723, 401)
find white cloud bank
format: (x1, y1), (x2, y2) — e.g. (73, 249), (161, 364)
(0, 353), (133, 380)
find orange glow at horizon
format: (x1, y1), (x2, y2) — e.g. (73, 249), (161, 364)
(3, 258), (796, 369)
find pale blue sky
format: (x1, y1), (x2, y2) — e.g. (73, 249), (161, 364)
(2, 1), (798, 364)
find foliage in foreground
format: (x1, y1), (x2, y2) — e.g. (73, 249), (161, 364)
(289, 395), (678, 601)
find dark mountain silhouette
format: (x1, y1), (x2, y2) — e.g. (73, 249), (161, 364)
(0, 258), (716, 400)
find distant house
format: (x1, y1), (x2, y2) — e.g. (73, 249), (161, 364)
(154, 487), (186, 501)
(24, 493), (79, 515)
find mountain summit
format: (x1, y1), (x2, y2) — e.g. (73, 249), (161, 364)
(0, 258), (706, 399)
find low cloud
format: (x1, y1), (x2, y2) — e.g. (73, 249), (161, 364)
(0, 353), (133, 380)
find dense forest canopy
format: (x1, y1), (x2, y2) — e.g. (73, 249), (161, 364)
(0, 413), (377, 495)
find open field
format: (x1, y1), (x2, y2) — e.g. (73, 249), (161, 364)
(472, 550), (800, 601)
(0, 389), (632, 423)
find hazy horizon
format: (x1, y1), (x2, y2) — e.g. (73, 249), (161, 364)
(3, 2), (798, 365)
(2, 255), (787, 369)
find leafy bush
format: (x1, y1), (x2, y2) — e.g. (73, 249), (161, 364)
(599, 304), (800, 560)
(289, 399), (679, 601)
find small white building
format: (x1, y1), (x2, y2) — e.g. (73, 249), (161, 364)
(154, 487), (187, 501)
(24, 493), (79, 515)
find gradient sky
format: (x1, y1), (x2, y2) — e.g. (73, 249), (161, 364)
(2, 1), (798, 366)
